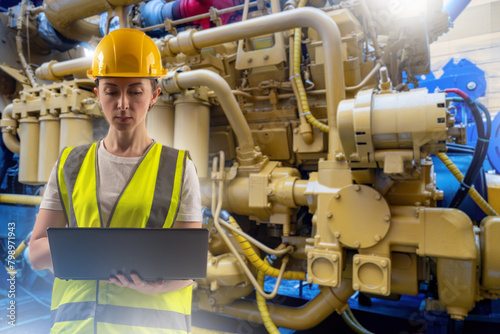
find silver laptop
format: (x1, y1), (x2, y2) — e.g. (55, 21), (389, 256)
(47, 228), (208, 281)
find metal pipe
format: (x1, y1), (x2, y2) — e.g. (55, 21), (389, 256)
(359, 0), (383, 61)
(221, 281), (354, 330)
(345, 62), (381, 92)
(17, 0), (38, 87)
(158, 7), (346, 160)
(42, 0), (142, 42)
(35, 58), (92, 81)
(162, 70), (261, 165)
(1, 105), (20, 154)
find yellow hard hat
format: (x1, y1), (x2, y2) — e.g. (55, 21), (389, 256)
(87, 28), (167, 79)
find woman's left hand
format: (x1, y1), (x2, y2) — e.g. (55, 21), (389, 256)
(106, 273), (166, 294)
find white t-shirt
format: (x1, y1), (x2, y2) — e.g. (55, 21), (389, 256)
(40, 141), (202, 225)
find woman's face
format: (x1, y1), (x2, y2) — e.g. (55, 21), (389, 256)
(95, 77), (160, 132)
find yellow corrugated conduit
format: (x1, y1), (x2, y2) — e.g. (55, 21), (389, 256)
(256, 257), (287, 334)
(291, 0), (329, 133)
(436, 152), (498, 216)
(227, 215), (305, 280)
(0, 194), (42, 206)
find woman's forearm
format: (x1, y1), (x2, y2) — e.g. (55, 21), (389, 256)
(28, 237), (53, 271)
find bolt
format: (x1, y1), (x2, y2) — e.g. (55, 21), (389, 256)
(466, 81), (477, 91)
(374, 234), (382, 242)
(354, 185), (360, 191)
(334, 232), (340, 239)
(381, 287), (387, 294)
(247, 57), (253, 63)
(267, 203), (272, 209)
(331, 280), (337, 286)
(381, 260), (388, 268)
(293, 147), (298, 152)
(354, 258), (360, 265)
(353, 283), (360, 290)
(294, 128), (299, 134)
(332, 255), (338, 262)
(326, 211), (333, 219)
(208, 297), (216, 305)
(307, 277), (313, 284)
(374, 193), (381, 200)
(211, 258), (217, 265)
(334, 193), (341, 199)
(384, 215), (391, 222)
(354, 241), (361, 248)
(263, 53), (269, 60)
(308, 253), (313, 259)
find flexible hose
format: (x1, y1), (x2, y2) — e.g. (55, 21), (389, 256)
(256, 258), (283, 334)
(227, 215), (306, 280)
(436, 152), (497, 216)
(291, 0), (329, 133)
(445, 88), (490, 209)
(340, 310), (374, 334)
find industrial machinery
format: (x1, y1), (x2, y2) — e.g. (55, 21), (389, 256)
(0, 0), (499, 332)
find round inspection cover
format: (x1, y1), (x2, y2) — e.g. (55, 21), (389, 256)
(327, 185), (391, 249)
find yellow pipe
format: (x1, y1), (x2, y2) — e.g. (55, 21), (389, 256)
(35, 58), (92, 81)
(222, 280), (354, 330)
(345, 62), (382, 92)
(1, 104), (20, 154)
(0, 194), (42, 206)
(436, 153), (498, 216)
(162, 70), (262, 165)
(159, 7), (346, 160)
(42, 0), (142, 42)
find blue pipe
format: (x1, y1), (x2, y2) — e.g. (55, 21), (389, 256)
(140, 0), (176, 37)
(443, 0), (471, 22)
(37, 13), (78, 51)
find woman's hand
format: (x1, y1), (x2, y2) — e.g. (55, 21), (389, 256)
(105, 273), (193, 294)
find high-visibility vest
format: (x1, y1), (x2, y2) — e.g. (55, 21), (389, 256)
(51, 142), (192, 334)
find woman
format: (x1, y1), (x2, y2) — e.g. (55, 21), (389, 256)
(29, 28), (201, 333)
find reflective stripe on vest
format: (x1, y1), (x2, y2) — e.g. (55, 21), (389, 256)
(56, 142), (187, 228)
(50, 280), (192, 333)
(50, 290), (192, 333)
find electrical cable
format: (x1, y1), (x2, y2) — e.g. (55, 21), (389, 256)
(445, 88), (491, 209)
